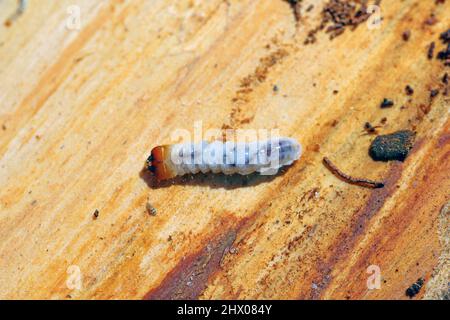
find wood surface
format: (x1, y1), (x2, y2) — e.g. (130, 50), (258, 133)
(0, 0), (449, 299)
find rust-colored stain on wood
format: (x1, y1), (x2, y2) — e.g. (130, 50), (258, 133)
(0, 0), (449, 299)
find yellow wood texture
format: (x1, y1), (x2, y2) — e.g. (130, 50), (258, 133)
(0, 0), (448, 299)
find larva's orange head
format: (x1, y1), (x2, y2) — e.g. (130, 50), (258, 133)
(146, 146), (176, 180)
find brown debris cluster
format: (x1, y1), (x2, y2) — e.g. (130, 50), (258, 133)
(227, 48), (289, 129)
(239, 49), (289, 88)
(305, 0), (382, 44)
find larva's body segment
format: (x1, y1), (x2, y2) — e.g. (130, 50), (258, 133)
(147, 138), (302, 181)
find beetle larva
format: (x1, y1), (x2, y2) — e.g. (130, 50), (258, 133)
(146, 137), (302, 180)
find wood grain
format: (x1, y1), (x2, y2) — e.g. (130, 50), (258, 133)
(0, 0), (448, 299)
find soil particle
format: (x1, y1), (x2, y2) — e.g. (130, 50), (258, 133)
(430, 89), (440, 99)
(440, 29), (450, 44)
(363, 122), (380, 134)
(437, 28), (450, 66)
(402, 30), (411, 41)
(405, 85), (414, 96)
(428, 42), (436, 60)
(369, 130), (416, 162)
(437, 44), (450, 65)
(380, 98), (394, 108)
(406, 278), (425, 298)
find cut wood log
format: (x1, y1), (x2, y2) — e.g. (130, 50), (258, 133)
(0, 0), (448, 299)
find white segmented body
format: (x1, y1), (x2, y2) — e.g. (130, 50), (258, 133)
(168, 138), (301, 176)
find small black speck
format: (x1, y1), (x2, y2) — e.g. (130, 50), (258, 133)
(430, 89), (439, 99)
(380, 98), (394, 108)
(405, 85), (414, 96)
(402, 30), (411, 41)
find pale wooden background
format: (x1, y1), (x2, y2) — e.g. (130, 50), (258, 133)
(0, 0), (448, 299)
